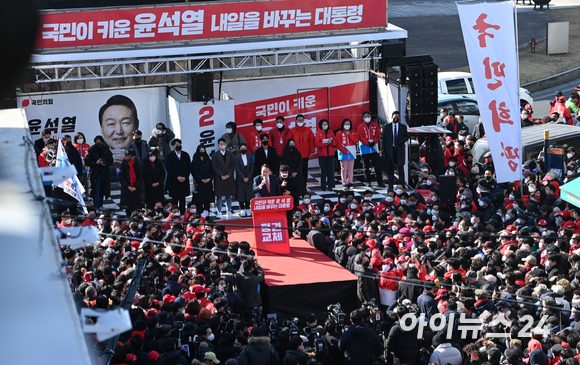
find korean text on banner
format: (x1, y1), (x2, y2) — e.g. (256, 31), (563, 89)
(56, 140), (88, 214)
(457, 1), (522, 183)
(37, 0), (387, 49)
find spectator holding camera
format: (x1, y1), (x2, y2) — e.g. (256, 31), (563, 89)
(236, 259), (265, 322)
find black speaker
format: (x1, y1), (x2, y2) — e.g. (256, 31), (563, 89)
(406, 114), (425, 128)
(439, 175), (456, 205)
(406, 66), (423, 80)
(187, 73), (214, 102)
(381, 41), (405, 59)
(410, 144), (421, 162)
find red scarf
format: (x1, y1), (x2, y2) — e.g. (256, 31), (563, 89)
(126, 157), (136, 187)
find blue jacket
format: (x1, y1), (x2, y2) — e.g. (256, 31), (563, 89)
(417, 291), (438, 319)
(471, 298), (496, 318)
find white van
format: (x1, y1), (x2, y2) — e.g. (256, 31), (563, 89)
(438, 71), (533, 110)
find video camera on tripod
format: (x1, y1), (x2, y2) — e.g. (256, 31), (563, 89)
(361, 299), (382, 327)
(326, 303), (347, 332)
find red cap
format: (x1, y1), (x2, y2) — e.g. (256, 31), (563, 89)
(525, 104), (533, 110)
(162, 294), (176, 303)
(557, 210), (570, 218)
(354, 232), (364, 239)
(131, 241), (140, 250)
(423, 225), (434, 234)
(167, 266), (178, 273)
(366, 240), (376, 249)
(435, 288), (448, 300)
(564, 221), (576, 229)
(398, 256), (407, 263)
(192, 285), (211, 294)
(506, 225), (517, 232)
(126, 354), (137, 362)
(538, 219), (548, 226)
(145, 309), (158, 318)
(559, 96), (567, 102)
(148, 351), (159, 360)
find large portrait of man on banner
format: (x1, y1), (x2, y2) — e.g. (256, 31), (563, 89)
(98, 95), (139, 168)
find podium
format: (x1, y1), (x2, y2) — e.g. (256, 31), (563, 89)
(250, 196), (293, 256)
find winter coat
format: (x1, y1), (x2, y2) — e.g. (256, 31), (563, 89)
(119, 158), (144, 211)
(165, 150), (191, 199)
(280, 146), (305, 195)
(237, 336), (281, 365)
(212, 150), (236, 197)
(221, 131), (246, 156)
(125, 140), (150, 164)
(269, 127), (290, 157)
(246, 129), (268, 155)
(417, 291), (438, 319)
(191, 149), (214, 205)
(65, 144), (83, 176)
(398, 274), (424, 303)
(357, 121), (380, 152)
(379, 267), (402, 291)
(429, 343), (462, 365)
(307, 229), (328, 256)
(278, 176), (299, 206)
(282, 349), (309, 365)
(254, 146), (279, 176)
(85, 144), (113, 199)
(142, 158), (165, 208)
(338, 322), (382, 365)
(147, 128), (175, 161)
(386, 322), (419, 365)
(471, 298), (496, 318)
(287, 126), (315, 158)
(333, 240), (348, 267)
(235, 266), (264, 310)
(315, 129), (337, 157)
(335, 129), (359, 153)
(235, 154), (255, 203)
(357, 264), (380, 303)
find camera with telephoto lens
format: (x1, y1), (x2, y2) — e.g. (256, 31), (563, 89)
(304, 325), (325, 355)
(327, 303), (346, 332)
(361, 299), (382, 325)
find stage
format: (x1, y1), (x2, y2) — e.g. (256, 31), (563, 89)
(223, 218), (358, 323)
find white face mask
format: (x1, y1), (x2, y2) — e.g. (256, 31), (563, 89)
(471, 217), (476, 224)
(386, 197), (394, 203)
(65, 219), (72, 224)
(568, 170), (573, 176)
(314, 209), (321, 214)
(340, 198), (346, 203)
(344, 125), (351, 130)
(362, 206), (370, 212)
(505, 214), (510, 220)
(461, 204), (466, 209)
(303, 199), (311, 204)
(479, 200), (485, 207)
(189, 209), (196, 213)
(173, 212), (180, 217)
(138, 223), (143, 229)
(277, 123), (284, 129)
(255, 125), (262, 131)
(97, 219), (103, 225)
(425, 180), (432, 186)
(350, 203), (358, 210)
(427, 209), (432, 215)
(322, 124), (328, 130)
(364, 196), (372, 201)
(77, 138), (84, 144)
(364, 117), (371, 123)
(149, 157), (156, 162)
(509, 194), (514, 200)
(395, 189), (403, 195)
(281, 173), (288, 178)
(206, 333), (215, 342)
(405, 217), (410, 223)
(432, 215), (438, 221)
(568, 153), (574, 159)
(513, 204), (519, 208)
(226, 128), (233, 134)
(449, 162), (455, 167)
(324, 206), (330, 212)
(400, 199), (407, 205)
(476, 187), (481, 194)
(453, 221), (458, 227)
(459, 225), (465, 231)
(297, 122), (304, 127)
(528, 186), (535, 193)
(156, 129), (163, 135)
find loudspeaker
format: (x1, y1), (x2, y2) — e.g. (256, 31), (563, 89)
(381, 41), (405, 59)
(406, 62), (439, 128)
(439, 175), (456, 206)
(410, 144), (421, 162)
(187, 73), (214, 102)
(406, 66), (423, 80)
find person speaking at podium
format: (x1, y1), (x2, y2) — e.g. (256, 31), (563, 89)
(253, 164), (281, 198)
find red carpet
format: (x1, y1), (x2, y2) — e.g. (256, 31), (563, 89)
(224, 219), (358, 320)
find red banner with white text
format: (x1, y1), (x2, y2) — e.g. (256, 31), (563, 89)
(37, 0), (387, 49)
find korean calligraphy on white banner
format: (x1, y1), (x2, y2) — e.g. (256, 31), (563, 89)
(457, 1), (522, 183)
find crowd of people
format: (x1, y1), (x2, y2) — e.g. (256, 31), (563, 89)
(41, 92), (580, 365)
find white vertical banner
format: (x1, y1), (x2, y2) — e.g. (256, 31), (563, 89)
(55, 140), (88, 214)
(457, 1), (522, 183)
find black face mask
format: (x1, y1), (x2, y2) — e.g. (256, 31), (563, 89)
(486, 175), (492, 181)
(65, 141), (73, 148)
(289, 145), (295, 150)
(240, 149), (247, 154)
(155, 207), (163, 213)
(134, 138), (142, 143)
(262, 140), (269, 146)
(393, 118), (400, 123)
(175, 145), (182, 151)
(96, 143), (103, 148)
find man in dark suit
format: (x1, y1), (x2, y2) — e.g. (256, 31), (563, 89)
(34, 128), (52, 158)
(381, 111), (409, 186)
(253, 134), (279, 177)
(253, 164), (281, 198)
(165, 138), (191, 215)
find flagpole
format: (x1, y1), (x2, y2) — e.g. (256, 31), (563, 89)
(513, 0), (525, 196)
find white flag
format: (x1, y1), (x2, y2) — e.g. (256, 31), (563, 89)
(56, 140), (88, 214)
(457, 1), (522, 183)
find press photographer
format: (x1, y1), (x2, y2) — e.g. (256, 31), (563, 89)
(236, 259), (265, 322)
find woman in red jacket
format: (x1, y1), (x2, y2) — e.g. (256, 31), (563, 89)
(315, 119), (337, 191)
(335, 118), (359, 189)
(379, 258), (402, 307)
(74, 132), (91, 191)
